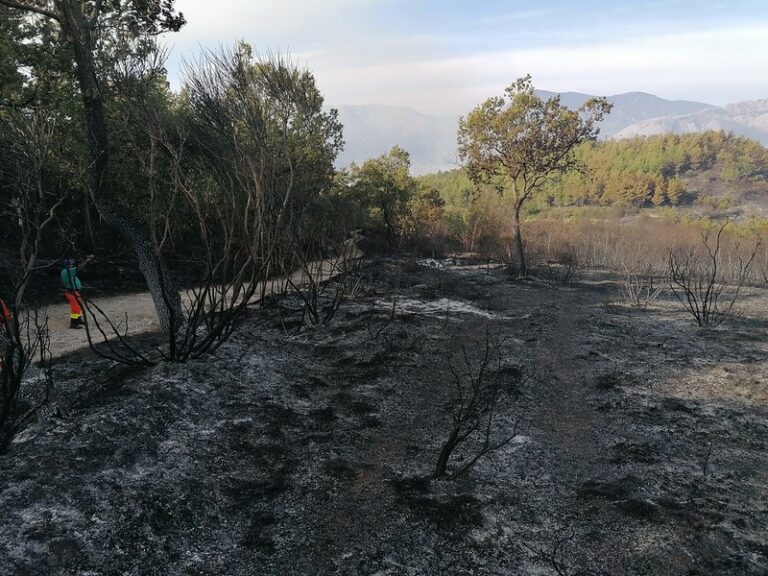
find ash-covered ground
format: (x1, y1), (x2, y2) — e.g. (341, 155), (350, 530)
(1, 259), (767, 575)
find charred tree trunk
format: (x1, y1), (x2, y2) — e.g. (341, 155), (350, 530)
(82, 187), (96, 249)
(432, 427), (460, 479)
(54, 0), (182, 332)
(512, 202), (526, 277)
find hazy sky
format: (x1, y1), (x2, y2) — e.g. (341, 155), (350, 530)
(164, 0), (768, 114)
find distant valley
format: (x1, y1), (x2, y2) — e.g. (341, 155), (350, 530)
(334, 92), (768, 174)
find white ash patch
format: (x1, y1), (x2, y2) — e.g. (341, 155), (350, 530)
(378, 297), (500, 319)
(416, 257), (504, 272)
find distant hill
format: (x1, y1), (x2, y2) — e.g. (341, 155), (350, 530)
(537, 90), (715, 137)
(616, 98), (768, 145)
(332, 93), (768, 175)
(334, 105), (458, 175)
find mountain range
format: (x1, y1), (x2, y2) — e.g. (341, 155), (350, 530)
(334, 105), (460, 175)
(333, 92), (768, 175)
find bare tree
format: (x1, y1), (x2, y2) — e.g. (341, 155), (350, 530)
(620, 261), (662, 309)
(433, 329), (520, 479)
(0, 109), (67, 306)
(1, 303), (37, 450)
(668, 221), (758, 327)
(176, 47), (343, 356)
(283, 229), (364, 327)
(74, 45), (346, 362)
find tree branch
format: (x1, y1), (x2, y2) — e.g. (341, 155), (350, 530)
(0, 0), (60, 22)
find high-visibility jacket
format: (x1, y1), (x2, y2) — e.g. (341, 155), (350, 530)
(61, 267), (82, 291)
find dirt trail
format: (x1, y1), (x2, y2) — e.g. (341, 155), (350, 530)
(529, 292), (606, 484)
(45, 249), (361, 358)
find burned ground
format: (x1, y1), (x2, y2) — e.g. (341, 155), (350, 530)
(1, 259), (766, 575)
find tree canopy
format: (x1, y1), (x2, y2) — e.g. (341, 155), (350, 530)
(458, 75), (611, 275)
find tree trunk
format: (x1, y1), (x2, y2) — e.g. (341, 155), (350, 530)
(380, 199), (395, 252)
(512, 203), (526, 277)
(0, 329), (21, 452)
(432, 427), (460, 479)
(55, 0), (182, 333)
(82, 187), (96, 249)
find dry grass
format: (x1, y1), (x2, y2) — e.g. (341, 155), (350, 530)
(522, 218), (765, 283)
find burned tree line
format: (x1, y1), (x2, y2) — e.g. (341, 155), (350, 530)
(0, 0), (447, 449)
(0, 1), (357, 447)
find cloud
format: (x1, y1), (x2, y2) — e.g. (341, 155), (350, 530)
(166, 0), (421, 87)
(309, 24), (768, 113)
(173, 0), (384, 41)
(465, 25), (768, 106)
(164, 2), (768, 113)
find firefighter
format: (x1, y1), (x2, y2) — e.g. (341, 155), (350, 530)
(60, 256), (93, 329)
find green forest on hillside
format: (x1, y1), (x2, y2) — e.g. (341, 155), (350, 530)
(420, 131), (768, 212)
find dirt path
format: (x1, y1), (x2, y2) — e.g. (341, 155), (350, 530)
(529, 291), (606, 485)
(45, 248), (361, 358)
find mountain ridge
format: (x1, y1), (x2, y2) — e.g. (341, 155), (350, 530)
(333, 92), (767, 175)
(616, 97), (768, 144)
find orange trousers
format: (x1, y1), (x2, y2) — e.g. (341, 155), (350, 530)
(64, 291), (83, 320)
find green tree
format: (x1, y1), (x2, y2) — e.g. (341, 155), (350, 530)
(346, 146), (418, 249)
(666, 177), (685, 205)
(458, 75), (611, 275)
(401, 184), (445, 248)
(0, 4), (30, 106)
(650, 175), (667, 206)
(0, 0), (186, 332)
(0, 3), (84, 227)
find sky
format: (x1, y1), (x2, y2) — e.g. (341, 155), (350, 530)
(163, 0), (768, 115)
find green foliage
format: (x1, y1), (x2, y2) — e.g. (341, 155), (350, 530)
(0, 0), (189, 248)
(0, 5), (75, 108)
(456, 75), (611, 273)
(419, 170), (476, 208)
(412, 130), (768, 258)
(0, 5), (28, 105)
(341, 146), (419, 247)
(401, 184), (446, 249)
(0, 8), (85, 245)
(423, 131), (768, 214)
(457, 75), (611, 207)
(544, 132), (768, 207)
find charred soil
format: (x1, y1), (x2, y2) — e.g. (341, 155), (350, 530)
(1, 259), (767, 575)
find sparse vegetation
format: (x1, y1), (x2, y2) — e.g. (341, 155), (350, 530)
(620, 262), (663, 308)
(668, 221), (759, 327)
(433, 329), (521, 479)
